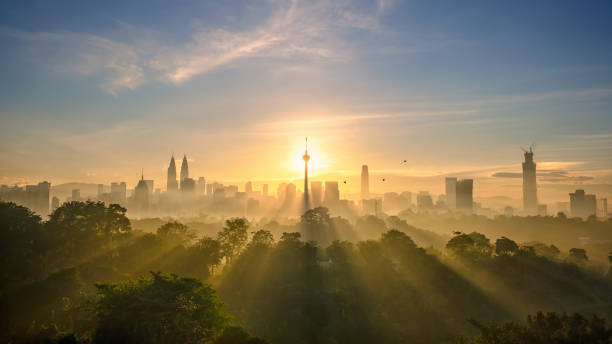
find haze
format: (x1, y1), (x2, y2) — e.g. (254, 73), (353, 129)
(1, 0), (611, 205)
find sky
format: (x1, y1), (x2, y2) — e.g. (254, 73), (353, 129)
(1, 0), (611, 202)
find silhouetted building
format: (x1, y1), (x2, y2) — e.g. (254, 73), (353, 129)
(363, 198), (382, 215)
(597, 198), (608, 218)
(445, 177), (457, 210)
(51, 196), (60, 211)
(303, 138), (310, 213)
(522, 148), (538, 214)
(111, 182), (127, 204)
(456, 179), (473, 212)
(263, 184), (269, 197)
(417, 191), (434, 210)
(537, 204), (547, 216)
(71, 189), (81, 202)
(167, 155), (178, 192)
(197, 177), (206, 195)
(144, 180), (154, 195)
(245, 181), (253, 194)
(286, 183), (297, 205)
(361, 165), (369, 199)
(181, 178), (196, 193)
(0, 181), (50, 215)
(310, 181), (323, 207)
(569, 189), (596, 218)
(324, 181), (339, 204)
(180, 155), (189, 183)
(134, 171), (149, 215)
(97, 184), (104, 198)
(504, 206), (514, 217)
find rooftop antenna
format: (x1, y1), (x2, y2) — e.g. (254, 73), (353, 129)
(141, 168), (144, 180)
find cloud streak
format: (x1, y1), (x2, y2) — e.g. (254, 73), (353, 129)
(2, 0), (393, 94)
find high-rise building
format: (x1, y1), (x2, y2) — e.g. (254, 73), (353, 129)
(144, 180), (154, 195)
(97, 184), (104, 197)
(51, 196), (60, 212)
(362, 198), (382, 215)
(302, 138), (310, 213)
(597, 198), (608, 218)
(262, 184), (269, 197)
(111, 182), (127, 204)
(417, 191), (434, 210)
(286, 183), (297, 203)
(361, 165), (369, 199)
(445, 177), (457, 210)
(245, 181), (253, 194)
(324, 181), (340, 204)
(167, 155), (178, 192)
(456, 179), (473, 212)
(522, 147), (538, 214)
(180, 155), (189, 182)
(71, 189), (81, 202)
(569, 189), (596, 218)
(181, 178), (196, 193)
(310, 181), (323, 207)
(197, 177), (206, 195)
(134, 170), (149, 215)
(0, 181), (50, 215)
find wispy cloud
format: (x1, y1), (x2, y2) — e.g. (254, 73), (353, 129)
(1, 0), (395, 94)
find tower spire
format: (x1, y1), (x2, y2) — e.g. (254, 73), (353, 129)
(302, 137), (310, 214)
(141, 168), (144, 180)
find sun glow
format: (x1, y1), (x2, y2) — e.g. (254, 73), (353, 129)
(288, 138), (329, 174)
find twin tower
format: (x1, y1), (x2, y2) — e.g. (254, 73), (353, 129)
(167, 154), (189, 192)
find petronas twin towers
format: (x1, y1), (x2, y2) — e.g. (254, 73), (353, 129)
(167, 154), (189, 192)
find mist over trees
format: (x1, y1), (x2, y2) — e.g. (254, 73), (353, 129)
(1, 201), (612, 343)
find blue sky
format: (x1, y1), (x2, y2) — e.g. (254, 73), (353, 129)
(1, 0), (611, 201)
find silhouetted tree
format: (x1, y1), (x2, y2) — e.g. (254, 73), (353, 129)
(93, 272), (228, 344)
(156, 221), (194, 246)
(218, 218), (249, 264)
(458, 312), (612, 344)
(568, 248), (588, 264)
(214, 326), (268, 344)
(249, 229), (274, 248)
(495, 237), (518, 255)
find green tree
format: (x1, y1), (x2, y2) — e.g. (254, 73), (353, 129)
(0, 201), (46, 289)
(568, 248), (588, 264)
(458, 312), (612, 344)
(156, 221), (195, 246)
(214, 326), (268, 344)
(192, 237), (223, 277)
(45, 201), (131, 269)
(494, 237), (518, 255)
(218, 218), (249, 264)
(93, 272), (228, 344)
(249, 229), (274, 248)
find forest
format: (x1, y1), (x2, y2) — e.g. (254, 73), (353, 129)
(1, 200), (612, 343)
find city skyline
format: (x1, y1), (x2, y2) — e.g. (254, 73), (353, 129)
(0, 1), (611, 199)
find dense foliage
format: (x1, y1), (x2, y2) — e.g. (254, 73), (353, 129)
(1, 201), (611, 343)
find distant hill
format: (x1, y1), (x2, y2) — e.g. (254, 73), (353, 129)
(51, 182), (101, 200)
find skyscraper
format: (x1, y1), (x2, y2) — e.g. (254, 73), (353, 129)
(245, 181), (253, 194)
(167, 155), (178, 192)
(324, 181), (339, 204)
(262, 184), (269, 197)
(569, 189), (597, 218)
(197, 177), (206, 195)
(310, 181), (322, 207)
(456, 179), (473, 212)
(302, 137), (310, 213)
(361, 165), (369, 199)
(522, 147), (538, 214)
(445, 177), (457, 210)
(180, 154), (189, 182)
(134, 169), (150, 215)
